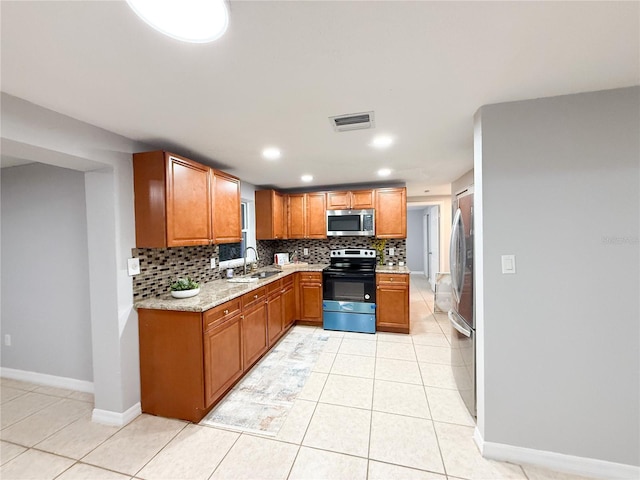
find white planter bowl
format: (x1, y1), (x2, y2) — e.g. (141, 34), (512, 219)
(171, 288), (200, 299)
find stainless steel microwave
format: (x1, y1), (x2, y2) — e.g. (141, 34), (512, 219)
(326, 209), (375, 236)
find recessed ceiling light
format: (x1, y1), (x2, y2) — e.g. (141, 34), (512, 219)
(262, 147), (281, 160)
(301, 174), (313, 183)
(377, 168), (392, 177)
(126, 0), (229, 43)
(371, 135), (394, 149)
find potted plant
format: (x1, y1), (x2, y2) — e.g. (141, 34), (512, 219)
(170, 277), (200, 298)
(371, 238), (387, 266)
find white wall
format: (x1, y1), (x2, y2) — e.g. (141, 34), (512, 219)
(1, 93), (150, 422)
(406, 209), (425, 272)
(1, 163), (92, 381)
(476, 87), (639, 471)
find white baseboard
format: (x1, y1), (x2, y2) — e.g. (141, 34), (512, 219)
(475, 428), (639, 479)
(410, 270), (425, 275)
(92, 402), (141, 427)
(1, 367), (93, 393)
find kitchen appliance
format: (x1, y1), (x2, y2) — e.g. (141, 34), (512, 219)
(274, 253), (289, 266)
(326, 209), (375, 237)
(448, 186), (476, 418)
(322, 248), (377, 333)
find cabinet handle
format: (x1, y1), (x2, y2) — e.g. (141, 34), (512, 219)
(224, 309), (229, 315)
(241, 315), (244, 319)
(281, 289), (286, 293)
(254, 294), (258, 299)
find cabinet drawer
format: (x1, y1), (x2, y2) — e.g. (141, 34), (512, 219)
(376, 274), (409, 285)
(267, 279), (282, 297)
(299, 272), (322, 283)
(282, 274), (294, 289)
(203, 298), (242, 331)
(242, 287), (266, 309)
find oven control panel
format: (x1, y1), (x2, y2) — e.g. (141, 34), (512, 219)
(330, 249), (376, 258)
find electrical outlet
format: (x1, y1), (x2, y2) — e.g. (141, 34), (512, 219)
(303, 248), (309, 256)
(127, 258), (140, 276)
(210, 258), (216, 269)
(4, 334), (11, 347)
(389, 247), (395, 256)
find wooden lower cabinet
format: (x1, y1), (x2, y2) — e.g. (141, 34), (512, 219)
(203, 314), (243, 408)
(138, 271), (333, 422)
(267, 282), (284, 346)
(376, 273), (410, 333)
(282, 278), (296, 330)
(242, 289), (268, 369)
(297, 272), (323, 325)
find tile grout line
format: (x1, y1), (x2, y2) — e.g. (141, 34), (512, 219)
(284, 338), (336, 480)
(131, 420), (190, 479)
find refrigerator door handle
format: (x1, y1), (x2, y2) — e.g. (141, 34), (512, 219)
(448, 310), (471, 338)
(450, 208), (462, 303)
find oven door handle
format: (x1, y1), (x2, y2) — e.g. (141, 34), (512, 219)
(323, 272), (375, 278)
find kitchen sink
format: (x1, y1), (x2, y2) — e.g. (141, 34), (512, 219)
(250, 270), (280, 279)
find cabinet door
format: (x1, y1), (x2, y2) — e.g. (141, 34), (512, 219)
(375, 187), (407, 238)
(212, 170), (241, 244)
(282, 284), (296, 330)
(287, 194), (306, 239)
(256, 190), (286, 240)
(242, 303), (268, 369)
(351, 189), (375, 209)
(306, 192), (327, 239)
(166, 154), (211, 246)
(203, 315), (243, 407)
(274, 191), (286, 239)
(326, 191), (351, 210)
(298, 274), (323, 324)
(267, 292), (284, 346)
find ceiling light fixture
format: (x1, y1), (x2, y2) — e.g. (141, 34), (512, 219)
(126, 0), (229, 43)
(371, 135), (394, 149)
(377, 168), (392, 177)
(301, 174), (313, 183)
(262, 147), (281, 160)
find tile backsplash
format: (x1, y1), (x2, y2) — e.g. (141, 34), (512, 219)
(132, 238), (406, 300)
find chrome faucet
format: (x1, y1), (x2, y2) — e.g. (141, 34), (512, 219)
(243, 246), (259, 275)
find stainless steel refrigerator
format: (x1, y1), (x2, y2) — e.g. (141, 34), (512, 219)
(448, 186), (476, 418)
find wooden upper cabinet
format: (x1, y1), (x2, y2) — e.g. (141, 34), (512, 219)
(133, 151), (211, 248)
(306, 192), (327, 238)
(287, 192), (326, 239)
(326, 189), (374, 210)
(351, 189), (375, 209)
(287, 194), (306, 239)
(256, 190), (286, 240)
(375, 187), (407, 238)
(211, 170), (241, 244)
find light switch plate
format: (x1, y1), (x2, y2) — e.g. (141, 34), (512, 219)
(210, 258), (216, 269)
(127, 258), (140, 276)
(389, 247), (395, 256)
(303, 248), (309, 256)
(501, 255), (516, 274)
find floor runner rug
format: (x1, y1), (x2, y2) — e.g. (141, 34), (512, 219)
(199, 327), (328, 436)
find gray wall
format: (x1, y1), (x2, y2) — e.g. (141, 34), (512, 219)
(476, 86), (639, 465)
(406, 209), (425, 272)
(451, 169), (473, 196)
(1, 163), (93, 381)
(2, 93), (150, 416)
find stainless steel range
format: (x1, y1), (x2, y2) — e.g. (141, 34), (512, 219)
(322, 248), (377, 334)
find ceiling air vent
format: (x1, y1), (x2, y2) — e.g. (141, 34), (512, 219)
(329, 111), (375, 132)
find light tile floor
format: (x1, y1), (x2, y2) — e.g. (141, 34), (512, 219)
(0, 274), (596, 480)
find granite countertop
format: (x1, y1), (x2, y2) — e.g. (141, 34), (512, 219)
(135, 263), (328, 313)
(376, 265), (411, 274)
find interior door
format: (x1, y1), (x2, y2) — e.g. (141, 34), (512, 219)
(429, 205), (440, 287)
